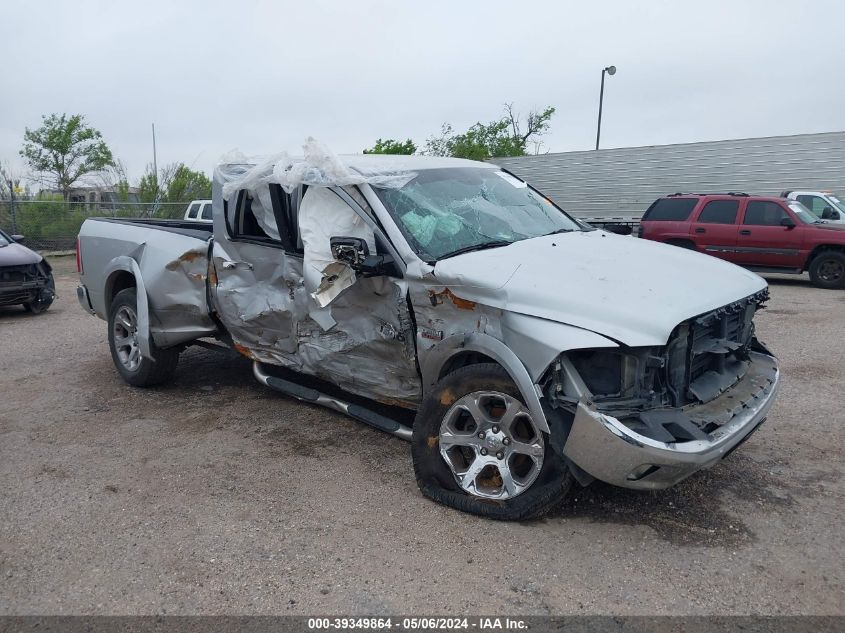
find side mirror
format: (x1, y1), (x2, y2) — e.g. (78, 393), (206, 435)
(11, 234), (24, 242)
(821, 207), (835, 220)
(358, 254), (399, 278)
(330, 236), (399, 277)
(330, 236), (369, 267)
(780, 217), (796, 229)
(831, 210), (841, 220)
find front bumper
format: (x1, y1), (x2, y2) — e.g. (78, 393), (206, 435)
(562, 350), (779, 489)
(0, 272), (49, 306)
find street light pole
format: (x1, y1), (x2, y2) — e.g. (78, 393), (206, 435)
(595, 65), (616, 150)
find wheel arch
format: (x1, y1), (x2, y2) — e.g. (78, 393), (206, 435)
(805, 244), (845, 271)
(103, 256), (152, 360)
(104, 269), (136, 314)
(420, 332), (550, 433)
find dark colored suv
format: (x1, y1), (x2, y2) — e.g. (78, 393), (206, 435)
(0, 229), (55, 313)
(639, 193), (845, 289)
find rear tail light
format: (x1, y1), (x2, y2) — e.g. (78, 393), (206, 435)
(76, 237), (83, 274)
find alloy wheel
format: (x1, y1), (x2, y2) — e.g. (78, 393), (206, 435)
(439, 391), (544, 500)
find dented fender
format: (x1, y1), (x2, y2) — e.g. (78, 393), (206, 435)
(420, 331), (550, 434)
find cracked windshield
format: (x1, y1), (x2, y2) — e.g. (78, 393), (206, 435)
(376, 168), (582, 261)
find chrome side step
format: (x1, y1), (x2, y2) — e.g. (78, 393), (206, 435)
(253, 361), (413, 442)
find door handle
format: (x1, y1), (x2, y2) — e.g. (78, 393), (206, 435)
(695, 227), (706, 233)
(221, 260), (254, 270)
(739, 230), (751, 236)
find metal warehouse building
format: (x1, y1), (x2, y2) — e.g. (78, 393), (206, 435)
(491, 131), (845, 221)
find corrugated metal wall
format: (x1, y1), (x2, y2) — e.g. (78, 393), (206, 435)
(491, 131), (845, 219)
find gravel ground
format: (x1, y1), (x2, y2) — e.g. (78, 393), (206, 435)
(0, 256), (842, 615)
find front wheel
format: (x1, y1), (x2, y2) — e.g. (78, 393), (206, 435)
(23, 274), (55, 314)
(808, 251), (845, 289)
(412, 364), (574, 520)
(108, 288), (179, 387)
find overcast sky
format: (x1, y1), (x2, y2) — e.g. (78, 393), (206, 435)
(2, 0), (844, 184)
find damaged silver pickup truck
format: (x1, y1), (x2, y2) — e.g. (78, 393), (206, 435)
(77, 142), (780, 520)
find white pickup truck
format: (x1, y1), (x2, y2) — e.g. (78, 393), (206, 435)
(782, 190), (845, 224)
(75, 143), (779, 520)
(183, 199), (213, 223)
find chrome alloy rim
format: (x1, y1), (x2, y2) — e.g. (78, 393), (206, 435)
(113, 305), (141, 371)
(439, 391), (544, 500)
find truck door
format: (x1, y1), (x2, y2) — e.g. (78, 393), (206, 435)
(735, 200), (804, 269)
(211, 185), (307, 357)
(689, 199), (741, 262)
(295, 186), (421, 406)
(211, 181), (420, 407)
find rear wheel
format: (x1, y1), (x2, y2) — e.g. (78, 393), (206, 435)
(412, 364), (574, 520)
(808, 251), (845, 289)
(108, 288), (179, 386)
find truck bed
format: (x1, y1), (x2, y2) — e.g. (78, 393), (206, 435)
(78, 217), (218, 348)
(92, 217), (214, 240)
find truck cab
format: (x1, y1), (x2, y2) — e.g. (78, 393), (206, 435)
(782, 190), (845, 224)
(183, 199), (213, 223)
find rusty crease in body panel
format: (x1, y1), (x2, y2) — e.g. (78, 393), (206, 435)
(165, 249), (207, 271)
(428, 288), (477, 310)
(233, 343), (255, 359)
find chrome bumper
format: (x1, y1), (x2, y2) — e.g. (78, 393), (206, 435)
(76, 284), (95, 314)
(562, 351), (779, 489)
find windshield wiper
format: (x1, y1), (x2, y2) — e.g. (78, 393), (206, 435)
(544, 228), (574, 236)
(437, 240), (513, 260)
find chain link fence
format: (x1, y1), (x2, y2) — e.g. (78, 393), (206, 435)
(0, 200), (190, 251)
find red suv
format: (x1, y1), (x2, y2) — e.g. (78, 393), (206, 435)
(639, 193), (845, 288)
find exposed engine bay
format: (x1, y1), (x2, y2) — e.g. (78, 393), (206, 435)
(548, 289), (771, 444)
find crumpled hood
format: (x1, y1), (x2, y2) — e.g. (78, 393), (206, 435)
(0, 242), (42, 267)
(433, 231), (767, 347)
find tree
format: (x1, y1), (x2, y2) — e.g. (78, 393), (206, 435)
(164, 164), (212, 202)
(98, 159), (133, 203)
(137, 168), (158, 204)
(363, 138), (417, 155)
(423, 104), (556, 160)
(137, 162), (210, 205)
(0, 162), (29, 201)
(20, 113), (114, 200)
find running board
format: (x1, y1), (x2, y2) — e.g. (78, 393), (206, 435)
(252, 361), (412, 441)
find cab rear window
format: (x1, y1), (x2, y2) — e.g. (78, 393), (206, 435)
(642, 198), (697, 221)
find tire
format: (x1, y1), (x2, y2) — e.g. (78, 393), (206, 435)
(108, 288), (179, 387)
(23, 274), (55, 314)
(412, 363), (574, 520)
(808, 251), (845, 289)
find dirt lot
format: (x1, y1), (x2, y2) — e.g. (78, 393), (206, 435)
(1, 256), (842, 615)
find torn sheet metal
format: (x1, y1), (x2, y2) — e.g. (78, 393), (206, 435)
(210, 168), (421, 406)
(311, 262), (356, 309)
